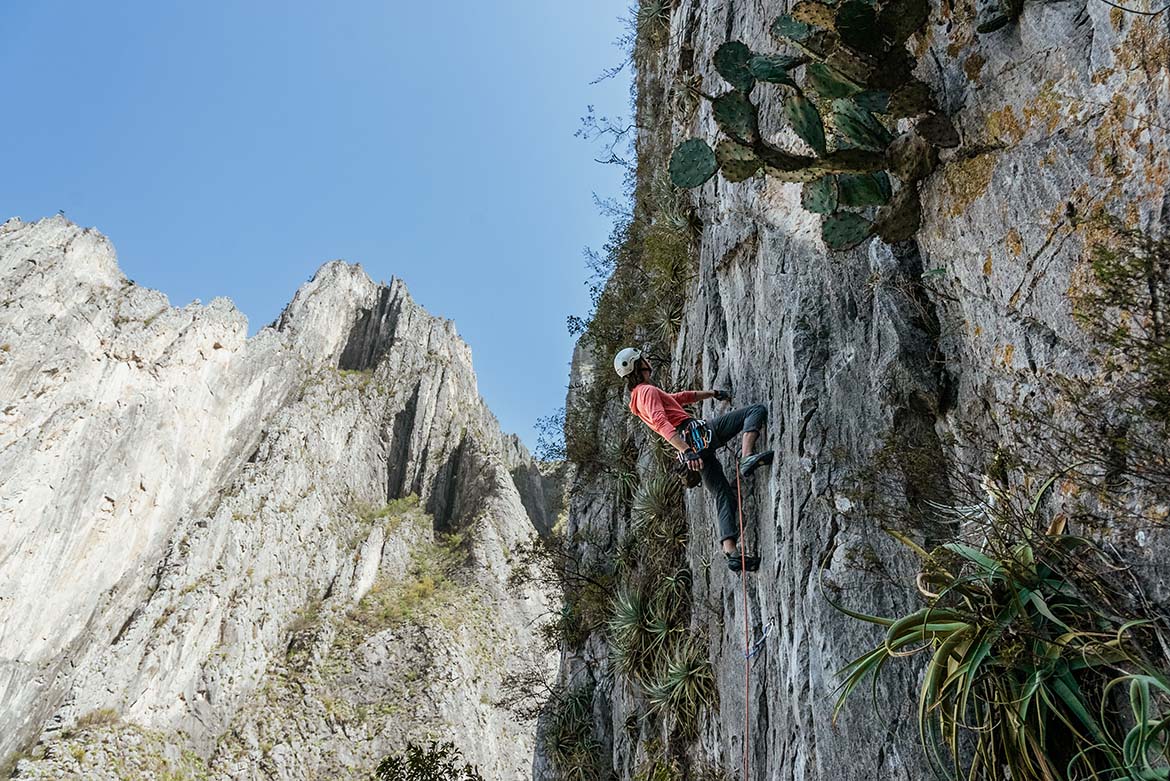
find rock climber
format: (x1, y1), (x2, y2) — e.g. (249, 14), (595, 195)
(614, 346), (773, 572)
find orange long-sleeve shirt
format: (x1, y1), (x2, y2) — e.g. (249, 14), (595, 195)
(629, 384), (699, 441)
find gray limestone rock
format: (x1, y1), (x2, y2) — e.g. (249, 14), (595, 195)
(542, 1), (1170, 778)
(0, 216), (556, 779)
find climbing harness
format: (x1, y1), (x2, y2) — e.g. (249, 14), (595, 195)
(680, 418), (713, 451)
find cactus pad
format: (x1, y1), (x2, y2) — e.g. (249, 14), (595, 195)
(837, 172), (892, 207)
(887, 81), (936, 118)
(916, 113), (960, 148)
(887, 131), (939, 182)
(854, 90), (891, 114)
(835, 1), (882, 55)
(821, 211), (874, 251)
(783, 91), (828, 156)
(877, 0), (930, 45)
(669, 139), (719, 188)
(831, 99), (893, 151)
(869, 48), (915, 90)
(817, 149), (887, 173)
(716, 140), (763, 182)
(749, 54), (801, 85)
(791, 1), (838, 30)
(801, 176), (839, 214)
(715, 41), (757, 93)
(713, 91), (760, 144)
(874, 185), (922, 242)
(805, 62), (861, 98)
(825, 47), (876, 87)
(770, 13), (813, 42)
(759, 148), (822, 182)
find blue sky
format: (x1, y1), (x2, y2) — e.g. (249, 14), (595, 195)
(1, 2), (632, 449)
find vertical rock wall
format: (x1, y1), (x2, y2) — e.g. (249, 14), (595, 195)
(546, 0), (1169, 778)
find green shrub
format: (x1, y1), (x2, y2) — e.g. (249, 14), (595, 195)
(346, 529), (468, 631)
(374, 741), (484, 781)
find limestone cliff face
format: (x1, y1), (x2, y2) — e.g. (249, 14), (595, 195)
(0, 216), (555, 779)
(545, 1), (1170, 779)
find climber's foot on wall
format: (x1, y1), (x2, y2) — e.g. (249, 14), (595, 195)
(726, 550), (761, 572)
(739, 450), (774, 478)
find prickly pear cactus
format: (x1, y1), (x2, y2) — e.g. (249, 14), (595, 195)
(667, 0), (961, 250)
(822, 210), (875, 250)
(801, 176), (839, 214)
(668, 139), (718, 188)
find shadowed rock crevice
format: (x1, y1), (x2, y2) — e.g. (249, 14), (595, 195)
(339, 285), (403, 371)
(386, 381), (421, 500)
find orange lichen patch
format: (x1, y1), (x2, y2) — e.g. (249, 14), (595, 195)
(1091, 93), (1135, 179)
(1091, 67), (1116, 85)
(912, 24), (936, 60)
(987, 105), (1025, 144)
(974, 325), (983, 337)
(1110, 7), (1124, 30)
(1021, 81), (1066, 135)
(1003, 343), (1016, 365)
(1117, 17), (1170, 74)
(963, 52), (986, 81)
(942, 153), (998, 217)
(983, 255), (993, 275)
(1006, 229), (1023, 256)
(1009, 288), (1022, 307)
(944, 4), (977, 59)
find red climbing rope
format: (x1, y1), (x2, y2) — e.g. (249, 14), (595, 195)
(736, 465), (750, 781)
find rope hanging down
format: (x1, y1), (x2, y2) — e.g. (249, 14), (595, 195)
(736, 466), (751, 780)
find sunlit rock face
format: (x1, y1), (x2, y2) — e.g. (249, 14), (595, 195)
(541, 1), (1169, 779)
(0, 215), (557, 780)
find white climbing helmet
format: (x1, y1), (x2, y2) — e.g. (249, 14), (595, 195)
(613, 347), (642, 378)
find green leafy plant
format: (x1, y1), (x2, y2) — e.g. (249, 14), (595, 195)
(374, 741), (484, 781)
(669, 0), (956, 250)
(831, 487), (1170, 780)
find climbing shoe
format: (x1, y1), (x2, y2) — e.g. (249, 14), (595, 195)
(726, 550), (761, 572)
(738, 450), (774, 477)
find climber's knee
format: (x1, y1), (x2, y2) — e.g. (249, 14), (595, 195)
(744, 403), (767, 432)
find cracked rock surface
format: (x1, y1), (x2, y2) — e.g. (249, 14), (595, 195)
(543, 1), (1169, 778)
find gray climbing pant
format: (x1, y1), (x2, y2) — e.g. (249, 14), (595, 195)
(684, 404), (768, 544)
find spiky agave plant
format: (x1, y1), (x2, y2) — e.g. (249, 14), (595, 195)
(631, 472), (686, 550)
(610, 587), (654, 680)
(646, 636), (717, 735)
(830, 492), (1170, 780)
(544, 683), (603, 781)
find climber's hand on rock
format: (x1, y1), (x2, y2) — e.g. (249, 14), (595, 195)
(713, 389), (731, 402)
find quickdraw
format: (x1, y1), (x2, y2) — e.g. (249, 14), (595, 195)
(680, 418), (713, 452)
